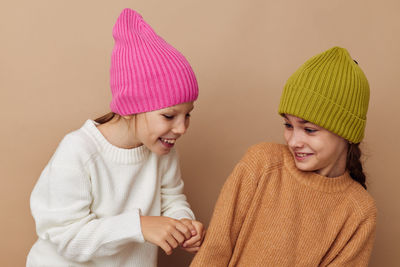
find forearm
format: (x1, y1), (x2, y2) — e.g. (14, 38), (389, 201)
(160, 149), (196, 220)
(31, 165), (145, 262)
(35, 210), (144, 262)
(161, 189), (195, 220)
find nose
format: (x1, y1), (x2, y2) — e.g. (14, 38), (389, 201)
(287, 130), (304, 149)
(172, 119), (188, 135)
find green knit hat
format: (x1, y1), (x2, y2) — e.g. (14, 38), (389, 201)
(278, 47), (370, 143)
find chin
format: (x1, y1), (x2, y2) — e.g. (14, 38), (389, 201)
(294, 161), (317, 172)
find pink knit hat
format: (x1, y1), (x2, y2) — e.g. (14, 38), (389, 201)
(110, 8), (199, 115)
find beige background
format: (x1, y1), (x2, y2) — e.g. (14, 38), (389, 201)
(1, 0), (399, 266)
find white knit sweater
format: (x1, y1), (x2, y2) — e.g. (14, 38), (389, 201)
(27, 120), (195, 266)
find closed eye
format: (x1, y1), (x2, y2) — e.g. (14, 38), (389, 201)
(305, 128), (317, 134)
(163, 114), (174, 120)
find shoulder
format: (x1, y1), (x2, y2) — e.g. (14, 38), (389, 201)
(221, 143), (287, 196)
(50, 121), (99, 169)
(240, 142), (287, 172)
(346, 183), (377, 221)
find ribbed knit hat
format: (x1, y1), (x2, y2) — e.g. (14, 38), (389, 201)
(110, 8), (198, 115)
(278, 47), (370, 143)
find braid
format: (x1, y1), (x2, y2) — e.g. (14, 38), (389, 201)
(346, 143), (367, 190)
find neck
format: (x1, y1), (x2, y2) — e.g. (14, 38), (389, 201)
(97, 117), (142, 149)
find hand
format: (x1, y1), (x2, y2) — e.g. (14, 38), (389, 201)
(179, 219), (206, 254)
(140, 216), (193, 255)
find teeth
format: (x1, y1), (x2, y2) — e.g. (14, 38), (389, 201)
(297, 153), (307, 157)
(161, 138), (176, 144)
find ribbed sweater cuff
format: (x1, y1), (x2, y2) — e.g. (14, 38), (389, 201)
(110, 209), (145, 243)
(167, 210), (196, 220)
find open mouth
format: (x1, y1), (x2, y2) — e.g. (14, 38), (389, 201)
(294, 152), (313, 161)
(159, 138), (176, 148)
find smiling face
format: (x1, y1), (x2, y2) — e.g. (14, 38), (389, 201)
(133, 102), (194, 155)
(283, 114), (348, 177)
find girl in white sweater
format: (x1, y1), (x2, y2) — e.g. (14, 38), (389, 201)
(27, 8), (204, 266)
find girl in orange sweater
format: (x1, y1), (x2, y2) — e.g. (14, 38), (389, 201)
(190, 47), (377, 266)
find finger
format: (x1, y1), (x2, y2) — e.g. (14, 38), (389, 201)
(166, 232), (180, 249)
(182, 240), (201, 249)
(170, 228), (186, 245)
(181, 246), (200, 254)
(183, 234), (201, 247)
(193, 222), (204, 237)
(196, 223), (206, 242)
(160, 240), (173, 255)
(188, 240), (202, 248)
(180, 219), (197, 236)
(174, 221), (192, 240)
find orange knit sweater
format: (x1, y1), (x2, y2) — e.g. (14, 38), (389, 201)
(191, 143), (377, 267)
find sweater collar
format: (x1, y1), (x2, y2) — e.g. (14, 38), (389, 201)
(282, 146), (354, 193)
(82, 119), (150, 164)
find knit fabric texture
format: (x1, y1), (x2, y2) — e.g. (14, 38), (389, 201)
(191, 143), (377, 266)
(278, 47), (370, 143)
(110, 8), (198, 115)
(27, 120), (195, 266)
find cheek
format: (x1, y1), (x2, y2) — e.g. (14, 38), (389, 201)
(151, 123), (171, 138)
(315, 135), (345, 160)
(143, 118), (164, 136)
(330, 139), (348, 159)
(135, 119), (147, 137)
(283, 129), (291, 144)
(134, 127), (147, 143)
(312, 138), (326, 152)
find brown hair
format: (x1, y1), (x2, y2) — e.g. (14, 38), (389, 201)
(94, 112), (119, 124)
(346, 143), (367, 190)
(94, 112), (138, 132)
